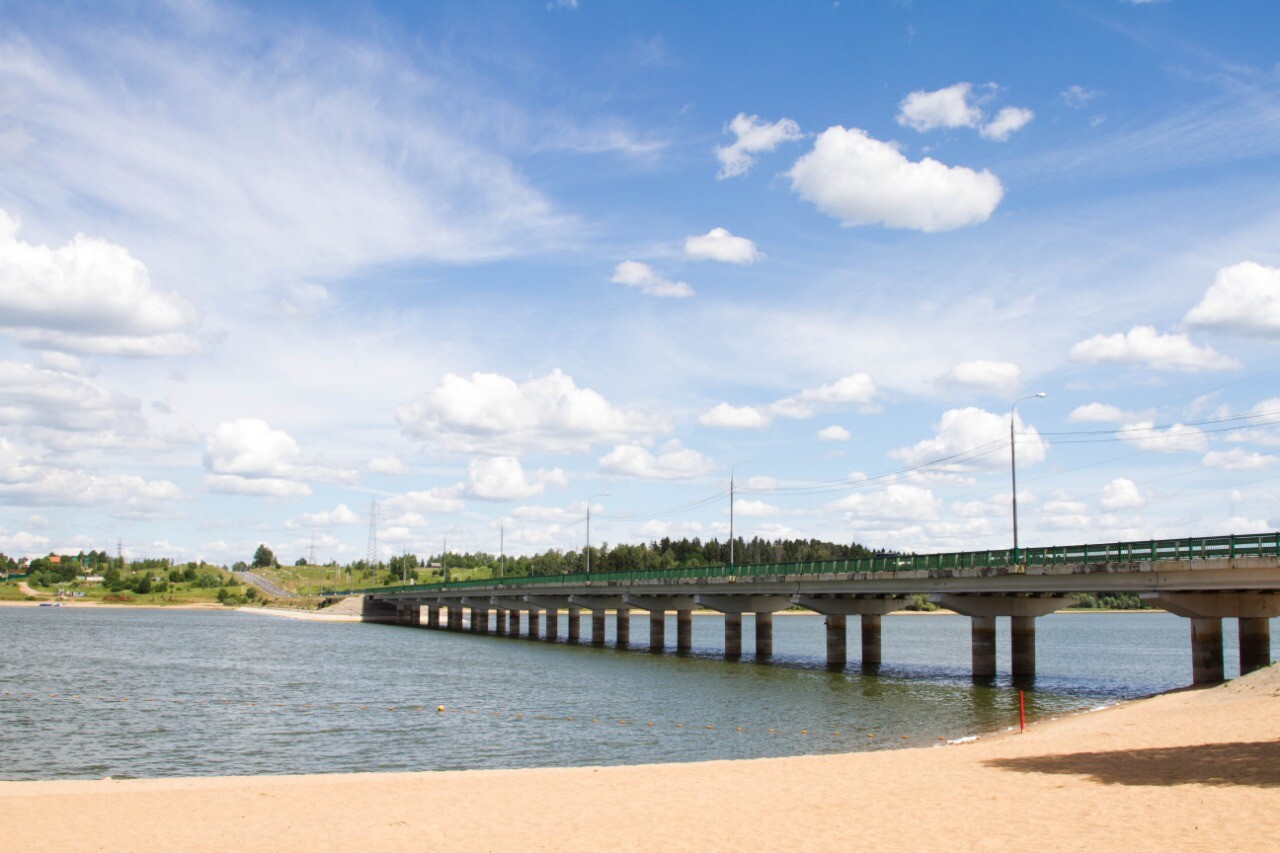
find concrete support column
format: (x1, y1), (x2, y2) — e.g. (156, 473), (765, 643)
(567, 608), (581, 643)
(616, 608), (631, 648)
(408, 606), (421, 627)
(724, 613), (742, 660)
(508, 610), (521, 637)
(676, 610), (692, 653)
(1240, 617), (1272, 675)
(591, 611), (606, 646)
(826, 615), (847, 669)
(427, 605), (440, 629)
(1191, 617), (1224, 684)
(649, 610), (665, 652)
(971, 616), (996, 680)
(468, 607), (480, 633)
(394, 606), (407, 626)
(478, 608), (490, 634)
(526, 610), (540, 640)
(450, 606), (463, 631)
(754, 612), (773, 659)
(861, 613), (882, 669)
(545, 608), (559, 642)
(1011, 615), (1035, 680)
(494, 609), (507, 636)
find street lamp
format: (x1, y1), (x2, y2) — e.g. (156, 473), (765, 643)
(585, 493), (610, 575)
(1010, 392), (1047, 563)
(729, 461), (748, 567)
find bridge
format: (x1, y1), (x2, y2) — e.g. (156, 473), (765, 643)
(342, 533), (1280, 685)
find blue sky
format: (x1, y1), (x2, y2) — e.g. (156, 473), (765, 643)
(3, 0), (1280, 565)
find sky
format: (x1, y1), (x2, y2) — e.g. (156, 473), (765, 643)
(2, 0), (1280, 566)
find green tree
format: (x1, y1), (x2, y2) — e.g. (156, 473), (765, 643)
(252, 544), (276, 568)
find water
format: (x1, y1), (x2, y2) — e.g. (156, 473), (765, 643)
(0, 608), (1273, 780)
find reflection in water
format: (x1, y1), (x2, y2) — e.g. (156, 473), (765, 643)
(1, 608), (1275, 780)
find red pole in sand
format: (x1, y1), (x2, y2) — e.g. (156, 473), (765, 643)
(1019, 690), (1026, 733)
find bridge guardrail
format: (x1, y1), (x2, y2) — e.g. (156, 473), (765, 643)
(341, 532), (1280, 597)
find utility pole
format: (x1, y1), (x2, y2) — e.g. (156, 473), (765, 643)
(729, 461), (748, 567)
(1010, 393), (1047, 563)
(442, 536), (448, 584)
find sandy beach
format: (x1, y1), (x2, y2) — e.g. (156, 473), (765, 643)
(2, 664), (1276, 852)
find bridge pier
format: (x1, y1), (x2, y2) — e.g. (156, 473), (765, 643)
(861, 613), (882, 670)
(616, 608), (630, 648)
(724, 613), (742, 659)
(755, 612), (773, 659)
(592, 612), (606, 645)
(448, 605), (463, 631)
(526, 609), (541, 640)
(677, 610), (692, 653)
(567, 607), (581, 642)
(427, 604), (440, 629)
(825, 615), (846, 668)
(1146, 592), (1280, 684)
(544, 608), (559, 641)
(508, 609), (521, 637)
(649, 610), (665, 652)
(937, 595), (1073, 681)
(494, 609), (507, 635)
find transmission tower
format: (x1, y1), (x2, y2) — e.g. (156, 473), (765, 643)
(308, 535), (317, 566)
(366, 498), (379, 569)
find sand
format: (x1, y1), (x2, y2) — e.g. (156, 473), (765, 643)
(2, 666), (1277, 852)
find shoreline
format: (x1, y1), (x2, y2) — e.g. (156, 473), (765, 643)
(1, 665), (1275, 850)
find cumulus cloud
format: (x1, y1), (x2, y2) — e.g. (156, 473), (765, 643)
(202, 418), (355, 496)
(599, 440), (714, 480)
(367, 456), (408, 475)
(734, 499), (779, 517)
(0, 210), (199, 356)
(897, 83), (983, 132)
(788, 127), (1004, 232)
(1202, 449), (1277, 471)
(698, 403), (768, 429)
(1069, 326), (1240, 371)
(286, 503), (362, 529)
(941, 360), (1022, 395)
(890, 407), (1046, 469)
(381, 489), (466, 522)
(466, 456), (568, 500)
(1099, 478), (1145, 511)
(683, 228), (762, 264)
(1120, 421), (1208, 453)
(1184, 262), (1280, 338)
(1061, 85), (1100, 109)
(397, 369), (669, 455)
(772, 373), (881, 418)
(832, 484), (940, 522)
(610, 261), (694, 298)
(980, 107), (1035, 141)
(715, 113), (802, 179)
(0, 360), (143, 433)
(0, 437), (182, 509)
(1068, 403), (1127, 423)
(818, 425), (851, 441)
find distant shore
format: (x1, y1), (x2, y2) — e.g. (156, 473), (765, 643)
(1, 664), (1275, 851)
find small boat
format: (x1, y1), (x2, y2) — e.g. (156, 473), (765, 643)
(38, 602), (60, 607)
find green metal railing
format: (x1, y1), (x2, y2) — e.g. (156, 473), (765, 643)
(341, 532), (1280, 597)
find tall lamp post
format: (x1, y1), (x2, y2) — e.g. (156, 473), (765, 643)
(585, 492), (610, 575)
(1010, 392), (1047, 563)
(729, 461), (748, 567)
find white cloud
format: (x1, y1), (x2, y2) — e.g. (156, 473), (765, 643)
(1069, 326), (1240, 371)
(610, 261), (694, 298)
(980, 107), (1035, 141)
(286, 503), (363, 529)
(818, 425), (851, 441)
(466, 456), (568, 500)
(1120, 421), (1208, 453)
(381, 489), (466, 520)
(599, 440), (714, 480)
(0, 360), (142, 433)
(1202, 449), (1277, 471)
(745, 475), (778, 489)
(1099, 478), (1145, 511)
(833, 484), (940, 522)
(0, 529), (50, 556)
(897, 83), (983, 132)
(890, 407), (1046, 468)
(1068, 402), (1127, 423)
(683, 228), (762, 264)
(1061, 85), (1100, 109)
(941, 360), (1022, 395)
(397, 369), (669, 455)
(367, 456), (408, 475)
(788, 127), (1004, 232)
(204, 475), (311, 498)
(0, 437), (182, 509)
(734, 499), (780, 517)
(698, 403), (768, 429)
(715, 113), (802, 179)
(202, 418), (355, 493)
(0, 210), (198, 356)
(773, 373), (881, 418)
(1184, 262), (1280, 338)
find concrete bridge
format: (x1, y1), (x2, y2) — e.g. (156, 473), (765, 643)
(345, 533), (1280, 685)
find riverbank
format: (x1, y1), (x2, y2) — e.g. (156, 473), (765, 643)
(2, 664), (1275, 851)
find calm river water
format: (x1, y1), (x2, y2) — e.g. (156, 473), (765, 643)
(1, 608), (1274, 780)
